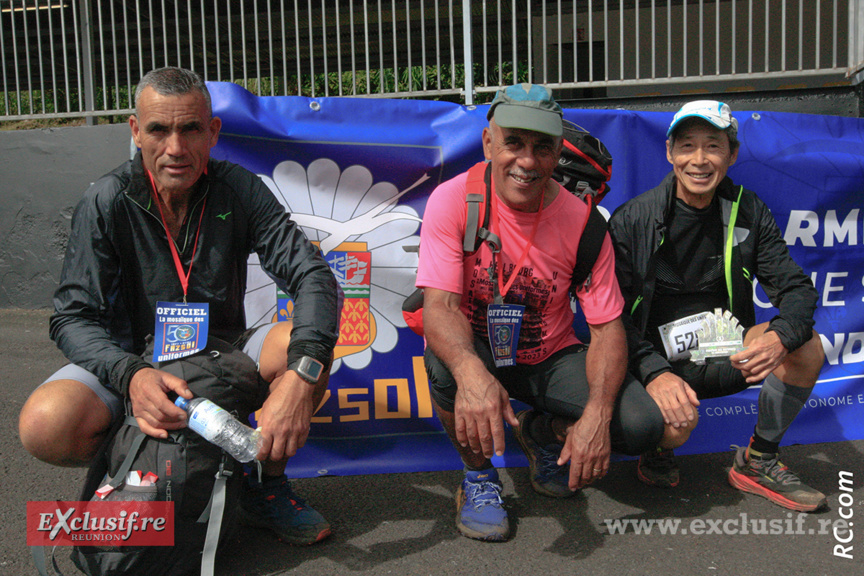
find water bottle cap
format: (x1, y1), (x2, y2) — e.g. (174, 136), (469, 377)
(174, 396), (189, 410)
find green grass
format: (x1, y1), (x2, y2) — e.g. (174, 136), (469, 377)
(1, 61), (533, 128)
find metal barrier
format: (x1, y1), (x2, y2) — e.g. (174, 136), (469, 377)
(1, 0), (860, 121)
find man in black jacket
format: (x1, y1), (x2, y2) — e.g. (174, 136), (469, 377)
(19, 67), (340, 544)
(609, 100), (826, 512)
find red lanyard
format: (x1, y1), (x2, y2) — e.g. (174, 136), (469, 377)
(489, 181), (545, 300)
(146, 171), (207, 302)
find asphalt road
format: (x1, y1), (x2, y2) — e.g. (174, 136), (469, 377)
(3, 308), (863, 576)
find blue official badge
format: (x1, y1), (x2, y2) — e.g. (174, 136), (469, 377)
(152, 301), (209, 362)
(486, 303), (525, 367)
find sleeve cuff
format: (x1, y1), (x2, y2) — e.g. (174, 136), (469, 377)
(286, 341), (333, 372)
(111, 357), (154, 396)
(637, 352), (673, 386)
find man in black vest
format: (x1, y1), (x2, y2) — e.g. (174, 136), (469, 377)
(609, 100), (826, 512)
(19, 67), (340, 544)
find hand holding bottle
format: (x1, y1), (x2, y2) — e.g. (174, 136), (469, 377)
(175, 396), (262, 463)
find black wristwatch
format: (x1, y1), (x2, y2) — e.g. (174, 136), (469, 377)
(289, 356), (325, 384)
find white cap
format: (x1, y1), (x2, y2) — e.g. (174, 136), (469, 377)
(667, 100), (738, 137)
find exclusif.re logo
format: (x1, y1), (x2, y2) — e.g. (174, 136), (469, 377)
(27, 501), (175, 547)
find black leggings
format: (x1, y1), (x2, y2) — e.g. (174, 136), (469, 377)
(425, 336), (664, 456)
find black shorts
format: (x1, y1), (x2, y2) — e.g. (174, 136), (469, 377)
(424, 335), (665, 456)
(669, 358), (751, 399)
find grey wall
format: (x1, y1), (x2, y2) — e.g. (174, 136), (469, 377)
(0, 124), (131, 309)
(559, 87), (862, 118)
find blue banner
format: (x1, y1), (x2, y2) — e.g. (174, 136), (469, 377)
(208, 82), (864, 478)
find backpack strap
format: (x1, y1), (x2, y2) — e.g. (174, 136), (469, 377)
(199, 454), (232, 576)
(31, 545), (66, 576)
(101, 416), (148, 492)
(571, 197), (609, 295)
(464, 162), (488, 253)
(401, 162), (503, 338)
(30, 417), (140, 576)
(464, 162), (500, 254)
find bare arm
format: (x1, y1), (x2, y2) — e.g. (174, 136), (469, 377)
(423, 287), (518, 458)
(255, 370), (317, 461)
(559, 317), (626, 489)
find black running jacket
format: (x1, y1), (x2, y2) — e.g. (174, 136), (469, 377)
(50, 153), (340, 395)
(609, 172), (818, 386)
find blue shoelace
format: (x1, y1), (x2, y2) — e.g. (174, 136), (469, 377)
(536, 445), (566, 482)
(465, 480), (504, 510)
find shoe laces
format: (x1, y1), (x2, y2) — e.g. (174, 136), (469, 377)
(748, 453), (801, 486)
(465, 479), (504, 510)
(536, 445), (566, 480)
(264, 479), (309, 511)
(645, 449), (677, 473)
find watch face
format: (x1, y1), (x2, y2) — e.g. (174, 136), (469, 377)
(297, 356), (324, 382)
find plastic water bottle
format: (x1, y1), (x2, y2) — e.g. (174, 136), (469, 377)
(174, 396), (262, 463)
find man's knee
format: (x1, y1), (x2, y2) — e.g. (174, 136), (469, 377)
(783, 330), (825, 384)
(19, 379), (113, 467)
(659, 412), (699, 449)
(615, 401), (666, 455)
(609, 375), (667, 455)
(257, 321), (294, 382)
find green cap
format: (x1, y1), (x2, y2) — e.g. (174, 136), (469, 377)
(487, 83), (563, 137)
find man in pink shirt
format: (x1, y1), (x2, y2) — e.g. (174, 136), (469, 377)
(417, 84), (690, 542)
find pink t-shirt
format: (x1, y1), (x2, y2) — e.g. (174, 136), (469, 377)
(416, 168), (624, 364)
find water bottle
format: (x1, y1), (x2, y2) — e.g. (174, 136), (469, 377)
(174, 396), (262, 463)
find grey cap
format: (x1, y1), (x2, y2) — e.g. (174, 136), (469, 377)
(487, 83), (563, 137)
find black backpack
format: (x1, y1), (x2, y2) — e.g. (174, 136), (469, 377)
(555, 120), (613, 201)
(34, 336), (267, 576)
(401, 123), (613, 336)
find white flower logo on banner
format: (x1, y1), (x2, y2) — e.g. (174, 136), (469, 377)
(246, 158), (424, 372)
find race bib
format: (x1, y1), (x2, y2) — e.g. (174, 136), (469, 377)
(657, 311), (712, 362)
(152, 301), (209, 362)
(487, 303), (524, 368)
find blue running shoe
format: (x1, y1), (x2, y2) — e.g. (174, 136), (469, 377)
(455, 468), (510, 541)
(514, 410), (576, 498)
(238, 474), (331, 545)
